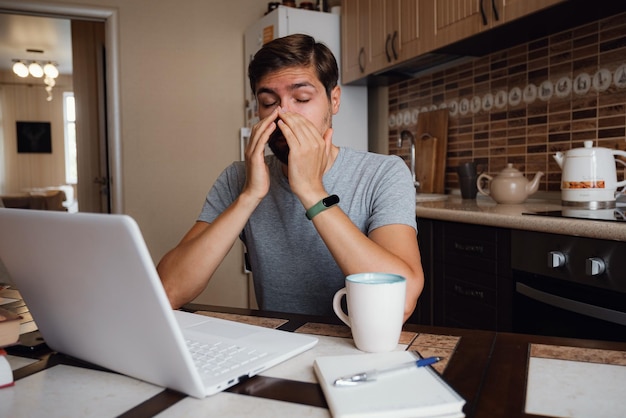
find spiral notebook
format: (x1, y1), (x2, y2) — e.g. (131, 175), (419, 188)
(314, 350), (465, 418)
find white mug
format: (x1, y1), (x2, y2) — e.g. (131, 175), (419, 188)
(332, 272), (406, 352)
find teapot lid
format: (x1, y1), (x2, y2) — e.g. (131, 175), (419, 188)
(498, 163), (523, 177)
(566, 140), (600, 157)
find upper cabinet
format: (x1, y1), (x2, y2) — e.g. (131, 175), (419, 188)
(500, 0), (566, 23)
(341, 0), (432, 84)
(341, 0), (566, 84)
(432, 0), (565, 50)
(399, 1), (432, 62)
(341, 0), (367, 83)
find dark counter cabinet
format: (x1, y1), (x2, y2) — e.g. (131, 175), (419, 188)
(413, 218), (512, 331)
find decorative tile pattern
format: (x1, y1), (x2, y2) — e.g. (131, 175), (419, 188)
(194, 311), (288, 328)
(408, 334), (461, 374)
(295, 322), (417, 345)
(410, 333), (461, 351)
(388, 13), (626, 193)
(294, 322), (352, 338)
(530, 343), (626, 366)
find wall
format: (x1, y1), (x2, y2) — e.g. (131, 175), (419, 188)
(388, 12), (626, 192)
(2, 0), (271, 309)
(0, 71), (73, 193)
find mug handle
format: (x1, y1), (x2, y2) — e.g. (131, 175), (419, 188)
(476, 173), (492, 197)
(332, 287), (350, 327)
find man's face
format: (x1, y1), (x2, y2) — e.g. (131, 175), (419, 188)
(255, 65), (340, 164)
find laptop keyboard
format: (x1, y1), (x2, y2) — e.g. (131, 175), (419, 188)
(186, 339), (268, 377)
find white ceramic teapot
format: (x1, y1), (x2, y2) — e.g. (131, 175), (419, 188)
(554, 140), (626, 208)
(477, 163), (544, 204)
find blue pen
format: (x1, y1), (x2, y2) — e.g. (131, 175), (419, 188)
(334, 356), (443, 386)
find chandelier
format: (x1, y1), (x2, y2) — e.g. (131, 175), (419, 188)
(12, 60), (59, 101)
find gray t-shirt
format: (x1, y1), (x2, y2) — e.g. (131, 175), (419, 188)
(199, 147), (417, 316)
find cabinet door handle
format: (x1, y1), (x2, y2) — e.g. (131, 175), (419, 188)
(93, 176), (109, 185)
(491, 0), (500, 21)
(480, 0), (488, 25)
(516, 283), (626, 326)
(453, 284), (485, 301)
(391, 30), (398, 60)
(453, 241), (485, 255)
(358, 47), (365, 73)
(385, 33), (392, 62)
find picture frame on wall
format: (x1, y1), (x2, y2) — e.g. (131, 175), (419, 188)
(16, 121), (52, 153)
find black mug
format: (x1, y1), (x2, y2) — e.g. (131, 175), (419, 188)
(457, 162), (478, 199)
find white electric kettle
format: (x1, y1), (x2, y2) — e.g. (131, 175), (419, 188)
(553, 140), (626, 209)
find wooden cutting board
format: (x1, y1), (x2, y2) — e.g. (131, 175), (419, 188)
(414, 109), (449, 194)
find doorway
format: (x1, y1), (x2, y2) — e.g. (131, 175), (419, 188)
(72, 19), (109, 213)
(0, 0), (122, 213)
(0, 14), (109, 213)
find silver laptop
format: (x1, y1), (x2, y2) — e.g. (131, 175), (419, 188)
(0, 208), (317, 398)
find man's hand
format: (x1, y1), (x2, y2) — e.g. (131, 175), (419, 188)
(277, 111), (334, 207)
(243, 108), (280, 202)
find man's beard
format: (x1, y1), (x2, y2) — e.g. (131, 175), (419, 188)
(268, 125), (290, 165)
(268, 111), (332, 166)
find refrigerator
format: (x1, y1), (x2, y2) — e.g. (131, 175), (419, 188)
(243, 6), (368, 152)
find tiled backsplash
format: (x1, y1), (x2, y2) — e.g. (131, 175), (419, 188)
(388, 13), (626, 192)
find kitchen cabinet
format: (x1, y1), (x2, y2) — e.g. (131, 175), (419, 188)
(416, 218), (512, 331)
(341, 0), (430, 84)
(341, 0), (367, 83)
(431, 0), (565, 50)
(409, 217), (435, 324)
(341, 0), (566, 83)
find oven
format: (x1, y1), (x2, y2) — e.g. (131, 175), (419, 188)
(511, 228), (626, 342)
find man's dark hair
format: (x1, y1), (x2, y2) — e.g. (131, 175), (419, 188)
(248, 34), (339, 99)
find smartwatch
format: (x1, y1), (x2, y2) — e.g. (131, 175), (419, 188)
(305, 194), (340, 220)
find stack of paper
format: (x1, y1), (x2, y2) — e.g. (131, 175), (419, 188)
(0, 349), (14, 388)
(314, 351), (465, 418)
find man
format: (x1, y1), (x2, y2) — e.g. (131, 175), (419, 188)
(158, 34), (424, 321)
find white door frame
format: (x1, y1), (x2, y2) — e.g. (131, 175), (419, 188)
(0, 0), (123, 213)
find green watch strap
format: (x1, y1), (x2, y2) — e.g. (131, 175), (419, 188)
(305, 194), (340, 220)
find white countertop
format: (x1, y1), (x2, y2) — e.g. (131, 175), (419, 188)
(415, 191), (626, 241)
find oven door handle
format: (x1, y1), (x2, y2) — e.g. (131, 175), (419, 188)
(516, 282), (626, 326)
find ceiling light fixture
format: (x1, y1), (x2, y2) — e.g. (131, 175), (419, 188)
(12, 59), (60, 101)
(28, 62), (44, 78)
(12, 61), (29, 78)
(43, 62), (59, 78)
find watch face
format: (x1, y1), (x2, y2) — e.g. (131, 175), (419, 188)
(324, 195), (340, 206)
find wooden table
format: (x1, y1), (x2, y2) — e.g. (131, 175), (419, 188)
(3, 301), (626, 417)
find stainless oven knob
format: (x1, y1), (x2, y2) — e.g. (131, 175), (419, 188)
(548, 251), (565, 268)
(586, 257), (606, 276)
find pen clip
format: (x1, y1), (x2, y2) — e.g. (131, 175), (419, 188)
(334, 371), (375, 386)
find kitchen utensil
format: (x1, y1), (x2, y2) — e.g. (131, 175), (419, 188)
(415, 133), (438, 192)
(476, 163), (543, 204)
(553, 140), (626, 209)
(415, 109), (448, 194)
